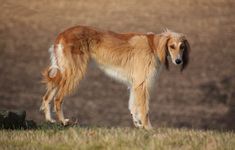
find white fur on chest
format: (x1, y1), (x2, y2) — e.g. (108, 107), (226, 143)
(99, 65), (130, 85)
(146, 63), (163, 93)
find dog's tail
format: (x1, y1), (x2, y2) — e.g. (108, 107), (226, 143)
(42, 38), (89, 96)
(42, 44), (62, 87)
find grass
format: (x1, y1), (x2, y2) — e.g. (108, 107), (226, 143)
(0, 125), (234, 150)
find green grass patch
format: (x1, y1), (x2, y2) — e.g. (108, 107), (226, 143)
(0, 125), (234, 150)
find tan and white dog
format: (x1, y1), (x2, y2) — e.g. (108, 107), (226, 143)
(40, 25), (190, 129)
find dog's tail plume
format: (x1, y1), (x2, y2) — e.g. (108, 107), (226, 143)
(42, 39), (90, 96)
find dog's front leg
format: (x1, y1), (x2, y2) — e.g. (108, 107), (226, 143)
(129, 82), (152, 130)
(128, 88), (142, 127)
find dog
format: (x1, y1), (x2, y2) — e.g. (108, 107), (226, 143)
(40, 25), (190, 129)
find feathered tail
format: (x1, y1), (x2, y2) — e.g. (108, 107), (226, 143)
(42, 39), (89, 96)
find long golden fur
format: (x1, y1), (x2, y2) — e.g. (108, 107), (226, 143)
(40, 25), (190, 129)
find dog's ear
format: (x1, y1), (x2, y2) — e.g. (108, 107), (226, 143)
(181, 39), (190, 71)
(156, 35), (169, 70)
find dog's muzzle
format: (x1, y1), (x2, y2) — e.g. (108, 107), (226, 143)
(175, 59), (182, 65)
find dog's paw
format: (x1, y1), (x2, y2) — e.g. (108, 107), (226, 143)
(46, 118), (56, 123)
(62, 119), (70, 126)
(134, 119), (143, 128)
(132, 114), (143, 128)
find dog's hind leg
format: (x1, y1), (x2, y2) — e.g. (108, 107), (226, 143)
(52, 59), (89, 125)
(40, 87), (58, 123)
(53, 84), (70, 126)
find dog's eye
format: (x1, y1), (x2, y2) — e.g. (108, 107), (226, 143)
(180, 44), (185, 50)
(170, 44), (175, 49)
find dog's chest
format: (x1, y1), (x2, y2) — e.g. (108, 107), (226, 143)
(99, 65), (130, 85)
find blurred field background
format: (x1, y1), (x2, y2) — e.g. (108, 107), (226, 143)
(0, 0), (234, 131)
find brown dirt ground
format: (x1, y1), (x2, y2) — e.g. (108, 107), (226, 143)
(0, 0), (234, 130)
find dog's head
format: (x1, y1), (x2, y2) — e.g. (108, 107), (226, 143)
(155, 30), (190, 71)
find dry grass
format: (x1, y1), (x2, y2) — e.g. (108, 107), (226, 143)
(0, 126), (234, 150)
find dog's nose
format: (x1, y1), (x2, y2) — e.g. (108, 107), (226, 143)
(175, 59), (182, 64)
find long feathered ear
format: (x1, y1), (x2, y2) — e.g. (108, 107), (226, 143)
(181, 39), (190, 71)
(157, 35), (169, 69)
